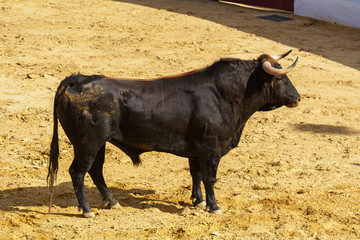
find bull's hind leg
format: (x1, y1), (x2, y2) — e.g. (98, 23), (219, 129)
(69, 146), (103, 218)
(88, 143), (121, 210)
(188, 158), (205, 208)
(69, 159), (93, 217)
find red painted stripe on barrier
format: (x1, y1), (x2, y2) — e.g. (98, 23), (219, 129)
(223, 0), (294, 12)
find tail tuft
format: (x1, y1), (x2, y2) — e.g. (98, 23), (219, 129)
(131, 155), (141, 167)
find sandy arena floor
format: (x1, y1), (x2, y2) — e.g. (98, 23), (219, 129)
(0, 0), (359, 239)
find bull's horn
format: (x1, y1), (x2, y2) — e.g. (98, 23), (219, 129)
(262, 57), (299, 76)
(272, 50), (292, 60)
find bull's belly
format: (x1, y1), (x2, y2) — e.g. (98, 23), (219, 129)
(117, 120), (196, 156)
(130, 140), (193, 156)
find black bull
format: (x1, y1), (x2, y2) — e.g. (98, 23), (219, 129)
(48, 51), (301, 217)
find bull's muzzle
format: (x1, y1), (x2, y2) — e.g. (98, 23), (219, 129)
(286, 97), (301, 108)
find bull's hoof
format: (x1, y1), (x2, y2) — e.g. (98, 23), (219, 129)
(103, 200), (110, 207)
(212, 209), (223, 214)
(110, 202), (122, 209)
(103, 200), (121, 209)
(192, 198), (206, 208)
(196, 201), (206, 209)
(206, 206), (222, 214)
(82, 211), (95, 218)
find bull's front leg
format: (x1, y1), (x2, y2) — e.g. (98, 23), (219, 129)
(188, 158), (206, 208)
(201, 153), (222, 214)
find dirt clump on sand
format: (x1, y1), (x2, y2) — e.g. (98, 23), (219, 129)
(0, 0), (359, 239)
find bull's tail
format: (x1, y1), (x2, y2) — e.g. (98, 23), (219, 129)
(47, 106), (59, 213)
(47, 77), (70, 213)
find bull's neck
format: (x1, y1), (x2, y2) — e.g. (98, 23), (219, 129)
(241, 69), (270, 120)
(220, 60), (269, 127)
(239, 88), (268, 120)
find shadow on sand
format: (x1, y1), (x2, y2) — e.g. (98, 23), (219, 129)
(0, 181), (191, 217)
(113, 0), (360, 70)
(291, 123), (360, 135)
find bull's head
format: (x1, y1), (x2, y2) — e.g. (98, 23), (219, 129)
(258, 50), (301, 111)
